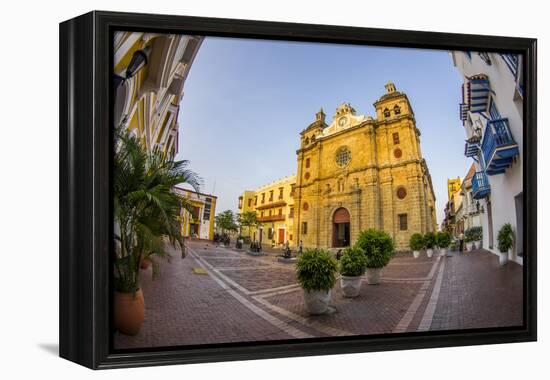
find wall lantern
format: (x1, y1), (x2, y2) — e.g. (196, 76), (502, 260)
(114, 45), (152, 89)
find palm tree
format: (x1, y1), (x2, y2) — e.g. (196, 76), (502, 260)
(238, 211), (258, 239)
(215, 210), (238, 235)
(113, 125), (201, 293)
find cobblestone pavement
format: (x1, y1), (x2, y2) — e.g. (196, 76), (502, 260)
(114, 241), (523, 349)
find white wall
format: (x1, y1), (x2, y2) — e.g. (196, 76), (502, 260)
(1, 1), (546, 380)
(453, 52), (523, 262)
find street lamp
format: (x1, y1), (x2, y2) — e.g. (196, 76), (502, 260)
(473, 120), (483, 137)
(114, 45), (152, 89)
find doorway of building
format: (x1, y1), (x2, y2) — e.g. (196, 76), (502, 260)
(332, 207), (350, 247)
(278, 228), (285, 244)
(190, 223), (199, 238)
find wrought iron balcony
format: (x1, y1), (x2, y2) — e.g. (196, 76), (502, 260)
(459, 103), (468, 122)
(472, 171), (490, 199)
(481, 118), (519, 175)
(257, 214), (286, 223)
(464, 135), (481, 158)
(465, 75), (492, 114)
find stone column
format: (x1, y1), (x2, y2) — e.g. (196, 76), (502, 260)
(364, 168), (380, 229)
(379, 169), (395, 237)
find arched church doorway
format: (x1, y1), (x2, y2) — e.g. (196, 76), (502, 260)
(332, 207), (350, 248)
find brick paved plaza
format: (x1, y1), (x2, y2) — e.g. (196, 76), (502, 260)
(114, 240), (523, 349)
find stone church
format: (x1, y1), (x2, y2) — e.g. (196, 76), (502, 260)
(293, 82), (437, 251)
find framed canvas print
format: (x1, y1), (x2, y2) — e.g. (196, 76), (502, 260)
(59, 11), (537, 369)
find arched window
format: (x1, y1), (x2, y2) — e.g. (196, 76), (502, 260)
(311, 134), (316, 142)
(393, 105), (401, 115)
(383, 108), (391, 118)
(304, 137), (310, 145)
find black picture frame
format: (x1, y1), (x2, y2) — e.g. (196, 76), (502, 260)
(59, 10), (537, 369)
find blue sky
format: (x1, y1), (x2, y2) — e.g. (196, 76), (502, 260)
(177, 37), (471, 224)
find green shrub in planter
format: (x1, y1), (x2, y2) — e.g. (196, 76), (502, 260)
(423, 232), (436, 249)
(497, 223), (514, 253)
(339, 247), (368, 277)
(436, 231), (451, 248)
(450, 241), (458, 251)
(464, 227), (476, 243)
(469, 226), (482, 241)
(296, 248), (338, 291)
(409, 233), (425, 251)
(355, 229), (394, 268)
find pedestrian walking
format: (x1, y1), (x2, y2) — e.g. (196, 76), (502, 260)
(299, 240), (303, 256)
(459, 231), (464, 252)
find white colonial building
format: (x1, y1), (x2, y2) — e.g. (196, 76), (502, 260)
(451, 51), (523, 264)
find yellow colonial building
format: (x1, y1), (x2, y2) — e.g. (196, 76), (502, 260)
(113, 32), (203, 155)
(239, 82), (437, 251)
(238, 175), (296, 245)
(175, 187), (217, 240)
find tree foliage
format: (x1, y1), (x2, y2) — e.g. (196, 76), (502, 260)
(355, 229), (394, 268)
(409, 233), (425, 251)
(497, 223), (514, 253)
(339, 247), (368, 277)
(238, 211), (258, 238)
(436, 231), (451, 248)
(113, 125), (201, 293)
(296, 248), (338, 291)
(423, 232), (437, 249)
(215, 210), (238, 233)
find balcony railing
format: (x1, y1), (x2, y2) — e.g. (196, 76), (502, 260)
(255, 200), (287, 211)
(466, 75), (492, 114)
(257, 214), (286, 223)
(481, 118), (519, 175)
(464, 135), (481, 158)
(472, 171), (490, 199)
(459, 103), (468, 122)
(501, 54), (519, 78)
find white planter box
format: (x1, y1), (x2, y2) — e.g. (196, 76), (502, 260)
(303, 289), (332, 315)
(365, 268), (382, 285)
(340, 275), (362, 297)
(499, 250), (510, 266)
(413, 250), (420, 259)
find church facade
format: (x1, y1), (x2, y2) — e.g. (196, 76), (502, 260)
(238, 82), (437, 251)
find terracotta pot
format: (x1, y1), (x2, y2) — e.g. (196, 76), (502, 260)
(114, 289), (145, 335)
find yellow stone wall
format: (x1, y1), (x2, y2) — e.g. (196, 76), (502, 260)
(176, 188), (217, 240)
(238, 176), (296, 245)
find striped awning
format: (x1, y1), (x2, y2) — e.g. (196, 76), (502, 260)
(465, 74), (493, 114)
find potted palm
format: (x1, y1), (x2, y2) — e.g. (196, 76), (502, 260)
(497, 223), (514, 266)
(436, 231), (451, 256)
(339, 247), (368, 297)
(409, 233), (424, 259)
(464, 227), (475, 251)
(424, 232), (436, 258)
(471, 226), (483, 249)
(296, 248), (338, 315)
(355, 229), (394, 285)
(113, 126), (201, 335)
